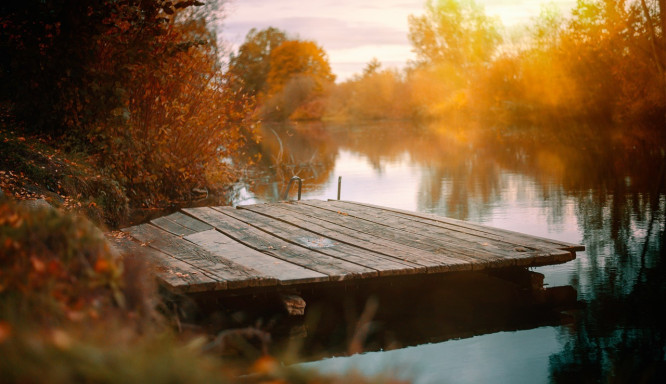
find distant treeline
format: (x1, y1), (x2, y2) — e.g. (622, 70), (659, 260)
(230, 0), (666, 129)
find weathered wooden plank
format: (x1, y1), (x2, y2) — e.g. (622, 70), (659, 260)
(292, 200), (505, 269)
(109, 235), (216, 293)
(337, 200), (579, 264)
(214, 206), (424, 276)
(297, 200), (557, 269)
(312, 200), (573, 266)
(316, 201), (575, 266)
(151, 215), (197, 236)
(183, 207), (377, 280)
(123, 223), (273, 290)
(338, 200), (584, 252)
(287, 202), (472, 260)
(167, 211), (214, 233)
(186, 229), (327, 285)
(241, 203), (471, 273)
(266, 202), (452, 264)
(277, 202), (469, 264)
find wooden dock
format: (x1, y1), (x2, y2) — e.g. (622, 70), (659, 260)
(120, 200), (584, 295)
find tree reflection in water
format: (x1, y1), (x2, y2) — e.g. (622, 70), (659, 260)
(239, 120), (665, 380)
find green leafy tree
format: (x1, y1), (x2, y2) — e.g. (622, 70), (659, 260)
(408, 0), (502, 68)
(228, 27), (288, 96)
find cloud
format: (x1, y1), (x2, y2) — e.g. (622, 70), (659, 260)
(224, 17), (408, 50)
(218, 0), (424, 79)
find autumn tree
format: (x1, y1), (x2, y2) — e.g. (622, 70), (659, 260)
(261, 40), (335, 120)
(635, 0), (666, 121)
(325, 59), (412, 121)
(462, 0), (666, 125)
(497, 5), (581, 120)
(0, 0), (204, 136)
(639, 0), (666, 96)
(1, 1), (257, 207)
(98, 16), (254, 205)
(361, 57), (382, 77)
(554, 0), (666, 123)
(266, 40), (335, 95)
(228, 27), (288, 96)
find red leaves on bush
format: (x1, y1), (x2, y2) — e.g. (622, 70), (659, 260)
(0, 321), (11, 344)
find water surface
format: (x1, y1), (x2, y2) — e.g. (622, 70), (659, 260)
(233, 121), (665, 382)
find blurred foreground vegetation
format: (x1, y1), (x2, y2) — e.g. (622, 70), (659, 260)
(0, 197), (406, 383)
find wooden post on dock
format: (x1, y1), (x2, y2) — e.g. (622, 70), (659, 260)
(280, 294), (306, 316)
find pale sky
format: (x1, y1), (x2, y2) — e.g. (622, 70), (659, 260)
(218, 0), (576, 81)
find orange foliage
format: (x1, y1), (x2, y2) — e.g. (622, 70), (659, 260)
(266, 40), (335, 96)
(0, 321), (11, 344)
(2, 2), (256, 209)
(408, 63), (468, 118)
(326, 64), (413, 121)
(94, 17), (255, 206)
(259, 40), (335, 121)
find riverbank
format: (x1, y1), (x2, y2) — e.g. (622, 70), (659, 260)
(0, 110), (409, 382)
(0, 123), (241, 230)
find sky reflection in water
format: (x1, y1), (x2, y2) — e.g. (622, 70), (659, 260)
(302, 326), (560, 384)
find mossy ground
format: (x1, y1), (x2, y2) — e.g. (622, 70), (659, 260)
(0, 121), (129, 228)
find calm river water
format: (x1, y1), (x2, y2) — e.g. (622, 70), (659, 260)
(232, 120), (665, 383)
